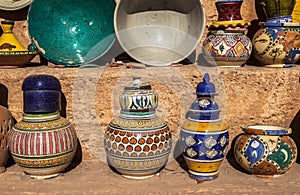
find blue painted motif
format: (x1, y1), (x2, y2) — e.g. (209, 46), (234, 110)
(244, 138), (265, 164)
(285, 49), (300, 63)
(180, 130), (229, 161)
(219, 44), (225, 53)
(265, 28), (285, 40)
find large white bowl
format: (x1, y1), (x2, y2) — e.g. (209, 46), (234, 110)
(114, 0), (205, 66)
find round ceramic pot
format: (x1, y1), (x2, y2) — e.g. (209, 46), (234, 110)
(105, 114), (171, 179)
(0, 105), (14, 173)
(9, 112), (77, 179)
(104, 77), (172, 179)
(215, 0), (243, 21)
(252, 22), (300, 65)
(203, 30), (252, 67)
(261, 0), (295, 20)
(234, 125), (297, 177)
(22, 74), (61, 113)
(180, 73), (229, 181)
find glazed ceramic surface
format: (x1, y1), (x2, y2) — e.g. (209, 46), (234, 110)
(28, 0), (115, 66)
(0, 0), (32, 10)
(261, 0), (296, 20)
(114, 0), (205, 66)
(203, 30), (252, 67)
(252, 22), (300, 65)
(292, 0), (300, 21)
(0, 106), (14, 173)
(234, 125), (297, 177)
(0, 21), (36, 68)
(215, 0), (242, 21)
(180, 73), (229, 181)
(10, 112), (77, 178)
(22, 74), (61, 113)
(104, 77), (172, 179)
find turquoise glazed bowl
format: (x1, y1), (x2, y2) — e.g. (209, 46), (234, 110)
(28, 0), (115, 67)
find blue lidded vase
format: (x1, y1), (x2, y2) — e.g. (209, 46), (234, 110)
(10, 74), (78, 179)
(180, 73), (229, 182)
(22, 74), (61, 113)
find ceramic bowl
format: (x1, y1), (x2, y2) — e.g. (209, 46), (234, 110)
(114, 0), (205, 66)
(27, 0), (115, 67)
(0, 0), (32, 10)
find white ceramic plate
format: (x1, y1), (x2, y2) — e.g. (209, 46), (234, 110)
(0, 0), (33, 10)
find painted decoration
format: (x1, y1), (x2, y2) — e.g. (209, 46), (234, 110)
(252, 22), (300, 65)
(234, 125), (297, 177)
(104, 77), (172, 179)
(10, 112), (77, 178)
(203, 30), (252, 67)
(180, 73), (229, 181)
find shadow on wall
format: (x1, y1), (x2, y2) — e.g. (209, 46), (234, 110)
(60, 91), (82, 172)
(290, 110), (300, 164)
(0, 83), (8, 109)
(0, 6), (29, 21)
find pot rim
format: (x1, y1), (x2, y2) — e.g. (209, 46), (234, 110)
(242, 124), (292, 135)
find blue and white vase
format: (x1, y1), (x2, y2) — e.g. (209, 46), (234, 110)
(180, 73), (229, 181)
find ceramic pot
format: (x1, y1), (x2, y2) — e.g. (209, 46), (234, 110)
(180, 73), (229, 181)
(234, 125), (297, 177)
(0, 21), (37, 68)
(114, 0), (205, 66)
(252, 22), (300, 66)
(0, 105), (14, 173)
(203, 30), (252, 67)
(104, 77), (172, 179)
(9, 74), (77, 179)
(10, 112), (77, 179)
(261, 0), (296, 20)
(215, 0), (243, 21)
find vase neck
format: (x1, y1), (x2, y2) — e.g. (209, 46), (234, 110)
(23, 112), (61, 122)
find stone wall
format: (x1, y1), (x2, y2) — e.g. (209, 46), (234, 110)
(0, 65), (299, 160)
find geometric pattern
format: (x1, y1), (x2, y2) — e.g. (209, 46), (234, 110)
(180, 129), (229, 161)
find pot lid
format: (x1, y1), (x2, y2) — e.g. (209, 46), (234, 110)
(22, 74), (61, 91)
(242, 125), (292, 135)
(196, 73), (218, 96)
(124, 77), (151, 91)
